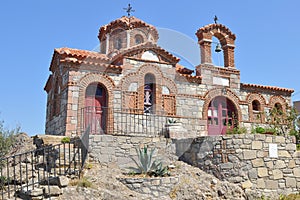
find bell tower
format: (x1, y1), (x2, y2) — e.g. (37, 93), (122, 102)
(195, 23), (240, 89)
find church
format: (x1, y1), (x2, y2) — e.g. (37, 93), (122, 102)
(44, 14), (294, 137)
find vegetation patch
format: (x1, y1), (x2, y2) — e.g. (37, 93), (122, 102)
(128, 146), (170, 177)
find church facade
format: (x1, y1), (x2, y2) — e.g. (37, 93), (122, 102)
(44, 16), (293, 137)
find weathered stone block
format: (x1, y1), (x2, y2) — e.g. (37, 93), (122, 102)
(274, 160), (286, 169)
(265, 180), (278, 189)
(257, 168), (268, 177)
(252, 141), (262, 150)
(243, 150), (257, 160)
(286, 143), (296, 151)
(266, 161), (274, 169)
(43, 186), (62, 196)
(252, 158), (264, 167)
(257, 178), (265, 189)
(58, 176), (69, 187)
(293, 168), (300, 177)
(288, 160), (296, 168)
(28, 188), (44, 197)
(255, 134), (266, 141)
(243, 139), (252, 144)
(265, 137), (273, 143)
(286, 178), (297, 187)
(273, 169), (283, 180)
(241, 180), (253, 189)
(248, 168), (258, 179)
(219, 163), (233, 169)
(278, 150), (291, 158)
(275, 136), (285, 143)
(257, 151), (267, 158)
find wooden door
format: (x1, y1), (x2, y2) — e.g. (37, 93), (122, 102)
(85, 84), (107, 134)
(207, 96), (235, 135)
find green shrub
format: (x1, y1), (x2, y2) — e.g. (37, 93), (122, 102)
(152, 162), (170, 177)
(0, 176), (9, 190)
(255, 127), (265, 134)
(61, 137), (71, 144)
(226, 126), (247, 135)
(129, 146), (170, 177)
(168, 118), (178, 124)
(0, 119), (19, 160)
(77, 177), (92, 188)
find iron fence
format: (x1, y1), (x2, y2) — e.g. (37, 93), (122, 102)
(0, 127), (90, 199)
(81, 107), (202, 136)
(81, 107), (169, 136)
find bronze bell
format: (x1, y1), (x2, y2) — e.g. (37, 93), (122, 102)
(215, 43), (222, 52)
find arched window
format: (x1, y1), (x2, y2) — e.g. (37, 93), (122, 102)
(135, 34), (143, 45)
(115, 37), (122, 50)
(85, 84), (103, 97)
(274, 103), (283, 115)
(252, 100), (260, 111)
(144, 73), (155, 113)
(252, 100), (261, 122)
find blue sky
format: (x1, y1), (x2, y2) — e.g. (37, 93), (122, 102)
(0, 1), (299, 135)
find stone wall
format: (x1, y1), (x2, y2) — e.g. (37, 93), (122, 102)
(177, 134), (300, 197)
(89, 135), (177, 168)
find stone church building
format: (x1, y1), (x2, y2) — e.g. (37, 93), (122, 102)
(44, 15), (294, 137)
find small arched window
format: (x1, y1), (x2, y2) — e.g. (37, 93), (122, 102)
(144, 73), (156, 113)
(135, 34), (143, 45)
(115, 37), (122, 50)
(274, 103), (283, 115)
(252, 100), (260, 111)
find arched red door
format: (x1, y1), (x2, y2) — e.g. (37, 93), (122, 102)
(85, 83), (107, 134)
(207, 96), (237, 135)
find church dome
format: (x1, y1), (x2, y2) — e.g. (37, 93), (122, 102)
(98, 16), (159, 54)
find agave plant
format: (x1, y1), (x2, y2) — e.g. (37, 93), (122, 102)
(129, 146), (169, 176)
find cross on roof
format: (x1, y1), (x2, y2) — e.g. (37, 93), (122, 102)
(124, 3), (135, 17)
(214, 15), (218, 24)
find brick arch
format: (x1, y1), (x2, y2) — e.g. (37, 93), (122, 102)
(269, 95), (286, 112)
(77, 73), (115, 134)
(196, 23), (236, 68)
(130, 28), (148, 46)
(202, 88), (242, 122)
(118, 63), (177, 113)
(246, 93), (267, 122)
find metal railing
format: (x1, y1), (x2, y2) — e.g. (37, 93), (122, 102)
(81, 107), (202, 136)
(0, 127), (90, 199)
(81, 107), (168, 136)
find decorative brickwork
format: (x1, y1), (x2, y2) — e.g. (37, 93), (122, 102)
(76, 73), (115, 135)
(246, 93), (267, 123)
(202, 88), (242, 122)
(269, 95), (287, 112)
(119, 63), (177, 114)
(196, 24), (236, 68)
(44, 15), (293, 136)
(162, 94), (176, 116)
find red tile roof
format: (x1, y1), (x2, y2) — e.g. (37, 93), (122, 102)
(110, 42), (180, 64)
(241, 83), (294, 93)
(196, 23), (236, 40)
(98, 16), (159, 41)
(55, 48), (109, 61)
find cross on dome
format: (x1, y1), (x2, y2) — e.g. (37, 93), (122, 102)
(123, 3), (135, 16)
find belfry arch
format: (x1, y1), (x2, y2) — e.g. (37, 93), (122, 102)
(196, 23), (236, 68)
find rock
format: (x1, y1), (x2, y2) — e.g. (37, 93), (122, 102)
(58, 176), (69, 187)
(43, 186), (62, 197)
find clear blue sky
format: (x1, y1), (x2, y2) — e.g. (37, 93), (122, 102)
(0, 1), (299, 135)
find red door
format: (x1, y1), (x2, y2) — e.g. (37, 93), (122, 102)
(85, 84), (107, 134)
(207, 96), (236, 135)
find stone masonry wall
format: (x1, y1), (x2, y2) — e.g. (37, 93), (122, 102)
(177, 134), (300, 197)
(89, 135), (176, 169)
